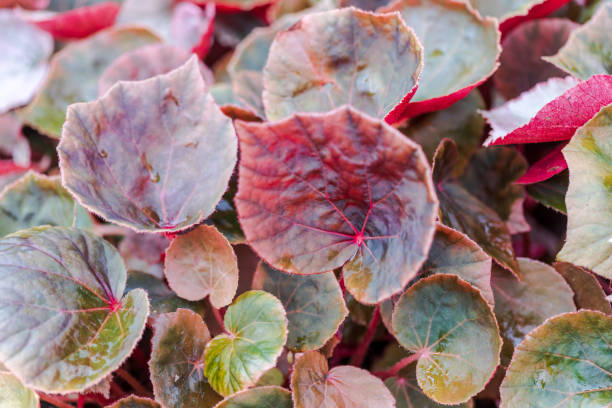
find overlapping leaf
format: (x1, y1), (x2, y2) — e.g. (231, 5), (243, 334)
(119, 232), (168, 279)
(58, 57), (237, 232)
(214, 386), (292, 408)
(491, 258), (576, 365)
(558, 103), (612, 279)
(0, 372), (39, 408)
(235, 106), (438, 304)
(0, 226), (149, 393)
(207, 174), (244, 244)
(0, 10), (53, 114)
(380, 0), (500, 117)
(525, 170), (568, 213)
(204, 291), (287, 396)
(500, 311), (612, 407)
(164, 225), (238, 308)
(31, 1), (120, 39)
(262, 8), (424, 123)
(553, 262), (612, 314)
(150, 309), (221, 407)
(21, 26), (160, 138)
(466, 0), (570, 28)
(108, 396), (161, 408)
(291, 351), (395, 408)
(252, 261), (348, 351)
(0, 114), (30, 168)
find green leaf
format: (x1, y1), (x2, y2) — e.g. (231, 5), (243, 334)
(252, 261), (347, 352)
(525, 170), (568, 213)
(164, 225), (238, 308)
(501, 311), (612, 407)
(558, 103), (612, 278)
(0, 372), (39, 408)
(545, 4), (612, 79)
(553, 262), (612, 314)
(58, 57), (237, 233)
(0, 226), (149, 393)
(291, 351), (395, 408)
(391, 274), (501, 405)
(0, 171), (92, 238)
(255, 368), (284, 387)
(204, 290), (287, 396)
(214, 386), (292, 408)
(491, 258), (576, 365)
(262, 8), (423, 121)
(20, 26), (160, 138)
(107, 396), (161, 408)
(150, 309), (222, 408)
(466, 0), (550, 20)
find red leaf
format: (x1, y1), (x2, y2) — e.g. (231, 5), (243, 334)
(171, 1), (216, 58)
(499, 0), (572, 35)
(516, 144), (568, 184)
(33, 2), (120, 40)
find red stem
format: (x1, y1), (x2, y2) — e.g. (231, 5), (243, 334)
(350, 305), (380, 367)
(38, 393), (75, 408)
(372, 352), (423, 380)
(211, 304), (226, 332)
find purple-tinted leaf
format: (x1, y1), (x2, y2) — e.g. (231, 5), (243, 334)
(235, 106), (438, 304)
(119, 232), (168, 279)
(58, 57), (237, 233)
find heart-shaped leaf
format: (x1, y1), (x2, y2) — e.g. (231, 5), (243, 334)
(107, 396), (161, 408)
(500, 311), (612, 407)
(0, 372), (39, 408)
(491, 258), (576, 365)
(0, 171), (92, 238)
(433, 139), (519, 276)
(494, 18), (578, 100)
(150, 309), (222, 407)
(21, 26), (159, 139)
(0, 10), (53, 114)
(545, 4), (612, 80)
(164, 225), (238, 308)
(204, 290), (287, 396)
(392, 274), (501, 404)
(214, 386), (292, 408)
(525, 170), (568, 213)
(252, 261), (348, 351)
(558, 103), (612, 279)
(31, 2), (120, 39)
(0, 226), (149, 393)
(553, 262), (612, 314)
(379, 0), (500, 118)
(291, 351), (395, 408)
(98, 43), (213, 95)
(58, 57), (237, 233)
(262, 8), (424, 123)
(482, 75), (612, 147)
(235, 106), (438, 304)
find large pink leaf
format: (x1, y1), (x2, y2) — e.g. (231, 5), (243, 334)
(32, 2), (120, 39)
(235, 106), (438, 304)
(58, 57), (237, 233)
(483, 75), (612, 146)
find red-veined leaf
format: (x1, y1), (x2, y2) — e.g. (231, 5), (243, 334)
(31, 2), (120, 39)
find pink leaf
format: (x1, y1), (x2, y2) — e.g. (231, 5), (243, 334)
(32, 2), (120, 40)
(499, 0), (572, 35)
(516, 144), (568, 184)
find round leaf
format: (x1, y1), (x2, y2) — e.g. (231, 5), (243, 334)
(0, 226), (149, 393)
(553, 261), (612, 314)
(558, 103), (612, 279)
(491, 258), (576, 365)
(204, 290), (287, 396)
(545, 4), (612, 80)
(252, 261), (348, 351)
(391, 274), (501, 405)
(0, 10), (53, 114)
(150, 309), (222, 407)
(58, 57), (237, 233)
(107, 396), (161, 408)
(235, 106), (438, 304)
(291, 350), (395, 408)
(262, 8), (423, 122)
(0, 171), (92, 238)
(20, 26), (160, 139)
(500, 311), (612, 407)
(165, 225), (238, 308)
(380, 0), (500, 117)
(0, 372), (39, 408)
(214, 386), (292, 408)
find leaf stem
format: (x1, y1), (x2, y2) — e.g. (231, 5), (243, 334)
(211, 304), (226, 332)
(372, 352), (422, 380)
(115, 368), (152, 398)
(38, 393), (75, 408)
(350, 305), (380, 367)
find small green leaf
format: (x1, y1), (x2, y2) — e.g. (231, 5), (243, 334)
(214, 386), (292, 408)
(0, 372), (39, 408)
(525, 170), (568, 213)
(491, 258), (576, 365)
(0, 226), (149, 393)
(150, 309), (222, 408)
(107, 396), (161, 408)
(391, 274), (501, 405)
(501, 311), (612, 407)
(255, 368), (284, 387)
(165, 225), (238, 308)
(292, 351), (394, 408)
(252, 261), (347, 352)
(204, 290), (287, 396)
(553, 262), (612, 314)
(0, 171), (92, 238)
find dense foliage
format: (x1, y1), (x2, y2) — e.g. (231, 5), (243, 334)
(0, 0), (611, 407)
